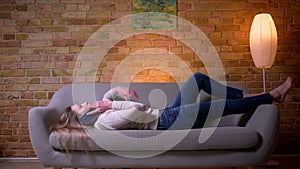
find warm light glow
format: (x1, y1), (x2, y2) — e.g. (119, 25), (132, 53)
(250, 13), (277, 68)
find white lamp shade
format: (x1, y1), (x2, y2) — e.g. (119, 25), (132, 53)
(250, 13), (277, 68)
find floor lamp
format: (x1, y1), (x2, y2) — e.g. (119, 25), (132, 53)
(250, 13), (277, 93)
(250, 13), (279, 167)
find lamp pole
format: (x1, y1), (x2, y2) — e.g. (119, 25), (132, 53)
(263, 67), (266, 93)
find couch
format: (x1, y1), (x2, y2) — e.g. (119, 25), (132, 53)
(29, 82), (279, 168)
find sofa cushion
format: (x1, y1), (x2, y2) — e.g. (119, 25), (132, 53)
(49, 126), (259, 151)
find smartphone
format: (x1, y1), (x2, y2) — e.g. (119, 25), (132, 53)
(79, 108), (99, 126)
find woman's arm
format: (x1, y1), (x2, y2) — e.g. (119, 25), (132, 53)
(89, 100), (145, 115)
(112, 101), (146, 111)
(88, 100), (112, 115)
(94, 104), (158, 130)
(102, 86), (138, 101)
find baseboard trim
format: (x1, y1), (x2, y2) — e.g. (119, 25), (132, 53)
(272, 154), (300, 157)
(0, 157), (39, 162)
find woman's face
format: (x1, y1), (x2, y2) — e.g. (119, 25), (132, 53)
(71, 102), (91, 116)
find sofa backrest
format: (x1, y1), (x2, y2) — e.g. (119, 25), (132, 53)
(49, 83), (181, 111)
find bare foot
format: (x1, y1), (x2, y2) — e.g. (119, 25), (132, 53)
(269, 77), (293, 103)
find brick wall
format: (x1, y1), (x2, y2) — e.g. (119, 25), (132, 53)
(0, 0), (299, 157)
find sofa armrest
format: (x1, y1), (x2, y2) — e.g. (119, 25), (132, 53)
(29, 106), (59, 165)
(246, 104), (279, 164)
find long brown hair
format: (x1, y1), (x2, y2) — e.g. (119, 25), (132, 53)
(50, 106), (89, 153)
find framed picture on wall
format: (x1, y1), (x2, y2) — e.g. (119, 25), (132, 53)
(133, 0), (177, 30)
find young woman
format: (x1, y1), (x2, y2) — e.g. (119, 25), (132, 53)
(51, 72), (292, 133)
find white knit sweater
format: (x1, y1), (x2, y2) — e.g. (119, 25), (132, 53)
(93, 88), (159, 130)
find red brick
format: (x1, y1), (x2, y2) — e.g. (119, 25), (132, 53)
(233, 31), (247, 38)
(126, 40), (151, 47)
(44, 26), (67, 32)
(20, 93), (34, 99)
(170, 46), (183, 54)
(72, 19), (84, 25)
(187, 11), (211, 17)
(3, 34), (15, 40)
(5, 84), (28, 91)
(14, 100), (38, 107)
(19, 26), (43, 33)
(221, 45), (233, 52)
(216, 25), (240, 31)
(0, 122), (8, 128)
(1, 70), (25, 77)
(152, 40), (176, 46)
(85, 19), (97, 25)
(52, 69), (73, 76)
(26, 69), (50, 76)
(0, 129), (12, 135)
(0, 41), (21, 47)
(178, 2), (192, 11)
(42, 77), (60, 84)
(53, 40), (77, 47)
(0, 13), (11, 19)
(7, 142), (32, 149)
(5, 136), (19, 142)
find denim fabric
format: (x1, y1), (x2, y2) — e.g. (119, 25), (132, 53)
(157, 107), (178, 130)
(170, 72), (243, 108)
(157, 72), (273, 130)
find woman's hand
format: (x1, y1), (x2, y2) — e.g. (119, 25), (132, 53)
(134, 104), (147, 111)
(89, 101), (112, 115)
(114, 86), (139, 101)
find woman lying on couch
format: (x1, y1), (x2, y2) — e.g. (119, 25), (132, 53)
(51, 72), (292, 132)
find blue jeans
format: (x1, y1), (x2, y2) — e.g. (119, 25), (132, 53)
(157, 72), (273, 130)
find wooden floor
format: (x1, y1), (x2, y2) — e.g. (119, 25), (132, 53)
(0, 155), (299, 169)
